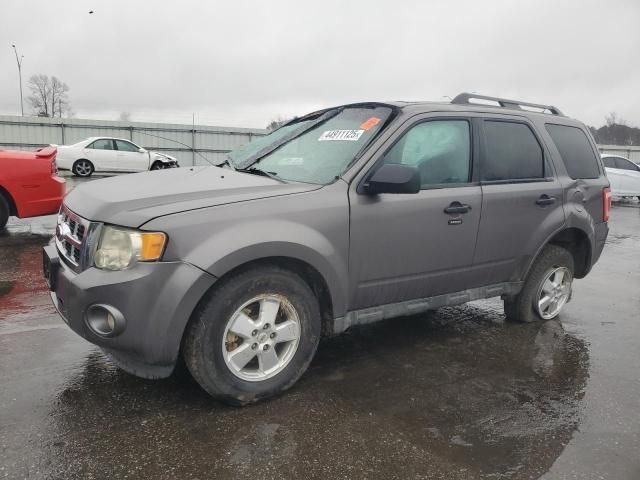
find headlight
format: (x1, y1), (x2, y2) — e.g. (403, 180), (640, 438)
(94, 225), (167, 271)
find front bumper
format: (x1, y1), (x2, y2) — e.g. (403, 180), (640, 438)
(44, 243), (216, 378)
(155, 160), (179, 169)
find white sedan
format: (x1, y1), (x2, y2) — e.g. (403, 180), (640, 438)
(56, 137), (179, 177)
(602, 154), (640, 199)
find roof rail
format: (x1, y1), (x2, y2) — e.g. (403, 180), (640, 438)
(451, 93), (564, 116)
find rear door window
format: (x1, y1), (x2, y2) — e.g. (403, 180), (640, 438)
(545, 124), (600, 179)
(602, 157), (617, 168)
(481, 121), (544, 181)
(88, 139), (114, 150)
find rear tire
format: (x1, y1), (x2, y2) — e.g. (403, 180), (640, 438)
(182, 265), (321, 406)
(72, 159), (94, 177)
(504, 245), (574, 323)
(0, 194), (9, 229)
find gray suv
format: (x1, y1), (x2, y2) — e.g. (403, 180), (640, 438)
(43, 93), (611, 405)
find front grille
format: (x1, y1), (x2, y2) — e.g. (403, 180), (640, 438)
(55, 206), (91, 270)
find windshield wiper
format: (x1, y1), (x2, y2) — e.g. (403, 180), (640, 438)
(216, 156), (236, 170)
(238, 167), (286, 183)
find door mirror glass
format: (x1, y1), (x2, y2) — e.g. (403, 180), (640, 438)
(366, 164), (421, 194)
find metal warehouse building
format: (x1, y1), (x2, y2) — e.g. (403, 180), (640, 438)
(0, 115), (267, 167)
(2, 114), (639, 166)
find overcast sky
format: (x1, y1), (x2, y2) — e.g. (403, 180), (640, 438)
(1, 0), (639, 128)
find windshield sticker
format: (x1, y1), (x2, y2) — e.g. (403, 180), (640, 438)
(278, 157), (304, 165)
(360, 117), (381, 130)
(318, 129), (364, 141)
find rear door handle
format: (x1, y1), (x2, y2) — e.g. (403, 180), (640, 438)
(444, 201), (471, 214)
(536, 194), (556, 206)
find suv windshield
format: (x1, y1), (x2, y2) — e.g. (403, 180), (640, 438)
(227, 106), (393, 184)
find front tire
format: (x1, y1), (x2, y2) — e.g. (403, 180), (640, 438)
(72, 159), (94, 177)
(182, 265), (321, 406)
(150, 161), (164, 171)
(0, 194), (9, 229)
(504, 245), (574, 323)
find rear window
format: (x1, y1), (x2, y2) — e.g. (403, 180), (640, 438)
(545, 124), (600, 179)
(615, 157), (640, 171)
(481, 121), (544, 181)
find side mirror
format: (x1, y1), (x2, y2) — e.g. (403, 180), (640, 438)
(138, 148), (146, 153)
(365, 164), (421, 194)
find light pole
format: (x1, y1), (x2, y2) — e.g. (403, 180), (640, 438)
(11, 44), (24, 116)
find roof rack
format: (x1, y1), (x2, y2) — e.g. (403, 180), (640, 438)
(451, 93), (564, 116)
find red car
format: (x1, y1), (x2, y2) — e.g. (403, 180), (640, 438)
(0, 146), (65, 229)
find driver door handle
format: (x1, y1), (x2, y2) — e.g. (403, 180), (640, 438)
(444, 201), (471, 215)
(536, 194), (556, 206)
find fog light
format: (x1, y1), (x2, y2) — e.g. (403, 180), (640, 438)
(85, 304), (125, 337)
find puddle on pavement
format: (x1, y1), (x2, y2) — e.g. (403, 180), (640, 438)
(0, 233), (54, 323)
(25, 301), (589, 479)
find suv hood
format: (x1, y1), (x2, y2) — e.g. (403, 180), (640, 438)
(65, 166), (321, 227)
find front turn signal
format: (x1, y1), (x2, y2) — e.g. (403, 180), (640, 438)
(140, 232), (167, 261)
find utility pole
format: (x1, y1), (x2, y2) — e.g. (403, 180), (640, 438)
(11, 44), (24, 116)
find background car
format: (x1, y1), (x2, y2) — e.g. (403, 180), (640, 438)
(0, 146), (65, 229)
(56, 137), (179, 177)
(602, 154), (640, 199)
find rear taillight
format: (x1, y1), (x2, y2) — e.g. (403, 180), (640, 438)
(603, 187), (612, 222)
(51, 157), (58, 176)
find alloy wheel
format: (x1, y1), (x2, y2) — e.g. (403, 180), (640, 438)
(535, 267), (572, 320)
(75, 160), (92, 176)
(222, 294), (301, 382)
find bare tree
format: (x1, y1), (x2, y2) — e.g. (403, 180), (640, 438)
(605, 112), (627, 127)
(266, 116), (292, 131)
(118, 111), (132, 122)
(50, 76), (70, 118)
(27, 74), (71, 118)
(27, 74), (50, 116)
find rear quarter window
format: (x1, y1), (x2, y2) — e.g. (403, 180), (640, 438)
(545, 124), (600, 179)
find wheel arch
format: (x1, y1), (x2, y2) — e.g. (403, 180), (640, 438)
(527, 227), (593, 280)
(204, 255), (337, 337)
(0, 184), (18, 216)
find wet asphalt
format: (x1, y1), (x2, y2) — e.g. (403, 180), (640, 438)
(1, 176), (639, 480)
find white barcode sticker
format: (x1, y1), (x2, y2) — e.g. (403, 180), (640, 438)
(318, 129), (365, 141)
